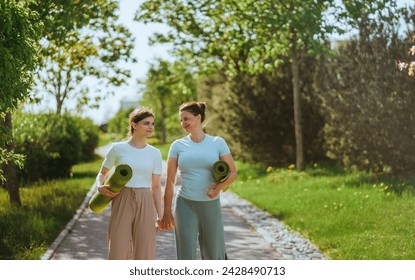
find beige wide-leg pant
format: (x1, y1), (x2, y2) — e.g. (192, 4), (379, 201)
(107, 187), (157, 260)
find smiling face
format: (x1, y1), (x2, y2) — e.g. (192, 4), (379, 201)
(179, 110), (201, 133)
(131, 116), (155, 138)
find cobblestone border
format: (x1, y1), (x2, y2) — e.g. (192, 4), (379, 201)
(221, 191), (328, 260)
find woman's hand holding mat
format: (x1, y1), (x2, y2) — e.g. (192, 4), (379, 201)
(89, 164), (132, 213)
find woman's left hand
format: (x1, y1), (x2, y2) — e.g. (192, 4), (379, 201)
(207, 184), (221, 199)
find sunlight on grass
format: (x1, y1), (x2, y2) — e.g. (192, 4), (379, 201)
(0, 159), (101, 259)
(231, 163), (415, 259)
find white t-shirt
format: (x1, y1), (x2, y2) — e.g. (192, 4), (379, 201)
(102, 141), (162, 188)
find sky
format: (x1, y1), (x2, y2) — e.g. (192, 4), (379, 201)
(30, 0), (413, 125)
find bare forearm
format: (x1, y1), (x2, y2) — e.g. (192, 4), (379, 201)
(95, 168), (108, 190)
(163, 181), (174, 214)
(152, 185), (162, 218)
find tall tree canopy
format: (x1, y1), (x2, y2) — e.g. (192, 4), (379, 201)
(136, 0), (340, 170)
(139, 59), (197, 143)
(32, 0), (135, 114)
(1, 0), (41, 206)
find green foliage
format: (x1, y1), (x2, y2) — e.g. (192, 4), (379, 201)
(136, 0), (339, 75)
(0, 0), (41, 184)
(32, 0), (135, 114)
(0, 0), (41, 112)
(136, 0), (340, 171)
(315, 5), (415, 176)
(198, 63), (326, 167)
(12, 113), (85, 183)
(106, 107), (131, 138)
(72, 116), (100, 162)
(139, 59), (197, 143)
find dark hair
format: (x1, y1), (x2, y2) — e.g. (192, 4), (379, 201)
(128, 107), (154, 136)
(179, 102), (206, 122)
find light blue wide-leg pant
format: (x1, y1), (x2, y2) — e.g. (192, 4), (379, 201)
(174, 195), (227, 260)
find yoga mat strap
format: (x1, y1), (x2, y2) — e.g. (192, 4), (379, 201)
(89, 164), (132, 213)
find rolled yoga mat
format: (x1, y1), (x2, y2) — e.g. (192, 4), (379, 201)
(213, 160), (230, 192)
(88, 164), (132, 213)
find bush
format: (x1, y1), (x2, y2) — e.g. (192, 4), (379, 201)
(315, 20), (415, 176)
(72, 116), (100, 162)
(13, 113), (83, 183)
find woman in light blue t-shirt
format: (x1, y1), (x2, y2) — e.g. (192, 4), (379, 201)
(160, 102), (238, 260)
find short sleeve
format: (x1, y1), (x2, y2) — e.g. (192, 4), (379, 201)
(168, 140), (179, 159)
(218, 137), (231, 156)
(102, 143), (116, 169)
(153, 149), (163, 175)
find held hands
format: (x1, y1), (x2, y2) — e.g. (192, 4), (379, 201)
(158, 212), (175, 231)
(98, 185), (119, 198)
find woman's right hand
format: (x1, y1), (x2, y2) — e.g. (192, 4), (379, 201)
(98, 185), (119, 198)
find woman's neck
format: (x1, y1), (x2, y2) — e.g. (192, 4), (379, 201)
(128, 135), (147, 148)
(189, 130), (205, 143)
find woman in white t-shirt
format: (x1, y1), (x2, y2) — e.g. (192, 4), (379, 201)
(160, 102), (238, 259)
(96, 108), (163, 260)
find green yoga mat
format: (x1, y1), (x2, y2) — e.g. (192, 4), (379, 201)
(89, 164), (132, 213)
(213, 160), (230, 192)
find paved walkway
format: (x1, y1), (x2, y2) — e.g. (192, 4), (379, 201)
(42, 145), (285, 260)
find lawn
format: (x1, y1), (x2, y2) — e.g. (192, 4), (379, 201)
(0, 159), (101, 260)
(231, 162), (415, 259)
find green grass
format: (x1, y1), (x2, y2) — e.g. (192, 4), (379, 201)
(97, 132), (124, 147)
(0, 158), (101, 260)
(154, 143), (171, 160)
(231, 163), (415, 259)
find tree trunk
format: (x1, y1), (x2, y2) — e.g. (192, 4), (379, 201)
(56, 96), (63, 115)
(160, 99), (167, 144)
(3, 112), (22, 207)
(291, 49), (305, 171)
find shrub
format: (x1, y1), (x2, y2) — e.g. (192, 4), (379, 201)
(72, 116), (100, 162)
(13, 113), (83, 183)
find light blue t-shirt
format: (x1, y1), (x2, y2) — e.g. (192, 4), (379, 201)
(168, 135), (231, 201)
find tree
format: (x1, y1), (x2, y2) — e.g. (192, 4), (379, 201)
(315, 3), (415, 176)
(33, 0), (135, 114)
(198, 60), (326, 166)
(0, 0), (41, 207)
(136, 0), (340, 170)
(139, 59), (197, 143)
(237, 0), (344, 170)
